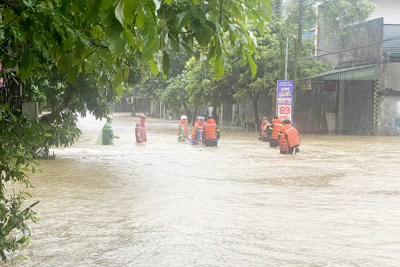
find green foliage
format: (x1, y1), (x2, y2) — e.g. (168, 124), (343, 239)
(317, 0), (376, 39)
(1, 0), (274, 88)
(186, 58), (216, 108)
(37, 112), (82, 159)
(157, 71), (190, 115)
(319, 0), (375, 25)
(0, 0), (276, 261)
(0, 104), (42, 262)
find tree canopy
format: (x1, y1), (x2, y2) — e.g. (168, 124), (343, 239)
(1, 0), (273, 84)
(1, 0), (277, 262)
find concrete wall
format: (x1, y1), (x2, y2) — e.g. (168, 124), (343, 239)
(317, 16), (384, 67)
(378, 62), (400, 135)
(381, 62), (400, 92)
(378, 95), (400, 135)
(369, 0), (400, 24)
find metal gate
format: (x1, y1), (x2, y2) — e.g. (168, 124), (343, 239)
(343, 80), (374, 135)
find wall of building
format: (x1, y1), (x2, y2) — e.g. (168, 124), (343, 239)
(382, 62), (400, 92)
(378, 95), (400, 135)
(378, 62), (400, 135)
(293, 77), (337, 134)
(369, 0), (400, 24)
(317, 16), (384, 67)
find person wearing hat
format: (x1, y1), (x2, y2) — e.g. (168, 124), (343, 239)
(97, 116), (120, 145)
(259, 116), (270, 142)
(178, 115), (189, 142)
(135, 114), (147, 143)
(202, 115), (220, 147)
(189, 117), (205, 145)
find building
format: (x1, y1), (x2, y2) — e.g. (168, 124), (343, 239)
(294, 1), (400, 136)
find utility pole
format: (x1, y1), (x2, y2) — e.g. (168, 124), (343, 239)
(285, 37), (288, 80)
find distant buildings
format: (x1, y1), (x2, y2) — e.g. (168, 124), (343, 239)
(295, 0), (400, 135)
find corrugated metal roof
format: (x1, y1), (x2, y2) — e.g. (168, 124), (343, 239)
(383, 25), (400, 54)
(324, 65), (378, 80)
(306, 65), (379, 81)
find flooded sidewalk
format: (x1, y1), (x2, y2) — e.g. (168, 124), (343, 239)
(11, 113), (400, 267)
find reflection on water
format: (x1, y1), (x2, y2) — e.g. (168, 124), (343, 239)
(8, 113), (400, 266)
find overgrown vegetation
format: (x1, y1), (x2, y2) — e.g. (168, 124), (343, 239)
(0, 104), (44, 262)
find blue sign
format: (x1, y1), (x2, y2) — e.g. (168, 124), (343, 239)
(276, 80), (294, 123)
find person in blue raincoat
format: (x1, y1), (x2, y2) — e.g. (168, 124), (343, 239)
(97, 116), (120, 145)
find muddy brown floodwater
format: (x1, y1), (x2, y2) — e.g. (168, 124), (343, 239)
(8, 113), (400, 266)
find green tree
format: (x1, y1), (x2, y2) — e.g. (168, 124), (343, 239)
(1, 0), (273, 84)
(185, 57), (216, 120)
(1, 0), (275, 262)
(157, 71), (191, 119)
(0, 104), (44, 262)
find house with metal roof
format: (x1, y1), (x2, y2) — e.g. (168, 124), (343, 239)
(295, 12), (400, 135)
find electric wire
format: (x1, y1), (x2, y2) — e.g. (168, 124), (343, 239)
(257, 34), (400, 65)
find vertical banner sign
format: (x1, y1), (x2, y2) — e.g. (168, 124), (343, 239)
(276, 80), (294, 123)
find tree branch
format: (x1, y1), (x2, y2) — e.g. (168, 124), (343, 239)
(0, 17), (18, 30)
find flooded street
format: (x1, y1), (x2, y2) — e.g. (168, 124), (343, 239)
(14, 113), (400, 266)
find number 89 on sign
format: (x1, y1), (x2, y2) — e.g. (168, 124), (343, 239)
(277, 104), (292, 120)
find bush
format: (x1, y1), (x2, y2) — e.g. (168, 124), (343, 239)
(0, 104), (44, 262)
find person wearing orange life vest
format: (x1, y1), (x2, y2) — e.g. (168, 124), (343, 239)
(267, 116), (282, 147)
(259, 117), (270, 142)
(135, 114), (147, 143)
(279, 119), (300, 155)
(189, 117), (205, 145)
(202, 115), (220, 146)
(178, 115), (189, 142)
(272, 116), (282, 124)
(278, 119), (292, 154)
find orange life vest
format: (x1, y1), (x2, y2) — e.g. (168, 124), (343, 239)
(261, 121), (270, 137)
(279, 138), (289, 152)
(285, 127), (300, 147)
(271, 123), (283, 140)
(204, 119), (217, 140)
(272, 119), (282, 124)
(260, 122), (266, 132)
(281, 124), (292, 134)
(191, 121), (203, 139)
(178, 120), (188, 137)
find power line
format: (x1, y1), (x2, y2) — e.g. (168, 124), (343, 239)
(257, 34), (400, 64)
(300, 34), (400, 61)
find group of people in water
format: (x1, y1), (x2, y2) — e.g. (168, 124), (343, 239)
(98, 113), (300, 155)
(259, 116), (301, 155)
(178, 115), (220, 147)
(97, 114), (147, 145)
(178, 114), (300, 154)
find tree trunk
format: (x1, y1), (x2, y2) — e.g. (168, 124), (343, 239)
(183, 102), (191, 123)
(252, 95), (260, 131)
(192, 108), (198, 126)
